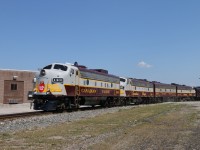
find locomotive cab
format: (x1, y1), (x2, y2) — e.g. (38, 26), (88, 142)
(120, 77), (127, 97)
(33, 63), (79, 111)
(35, 63), (78, 95)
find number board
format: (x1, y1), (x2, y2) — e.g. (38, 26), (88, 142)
(52, 78), (63, 83)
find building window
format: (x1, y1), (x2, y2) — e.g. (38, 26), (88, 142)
(11, 84), (17, 90)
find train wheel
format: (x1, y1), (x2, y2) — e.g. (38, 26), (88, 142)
(56, 103), (65, 113)
(103, 99), (110, 108)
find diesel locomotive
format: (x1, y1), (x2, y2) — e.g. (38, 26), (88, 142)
(32, 62), (197, 111)
(33, 62), (121, 111)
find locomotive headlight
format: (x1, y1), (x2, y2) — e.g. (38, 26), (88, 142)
(40, 69), (46, 76)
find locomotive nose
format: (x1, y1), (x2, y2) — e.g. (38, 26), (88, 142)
(40, 69), (46, 76)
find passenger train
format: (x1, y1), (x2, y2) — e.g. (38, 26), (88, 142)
(32, 62), (198, 111)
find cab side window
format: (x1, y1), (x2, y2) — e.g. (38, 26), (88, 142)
(71, 69), (74, 74)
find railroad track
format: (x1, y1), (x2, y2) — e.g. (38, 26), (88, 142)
(0, 111), (49, 121)
(0, 105), (121, 121)
(0, 106), (98, 121)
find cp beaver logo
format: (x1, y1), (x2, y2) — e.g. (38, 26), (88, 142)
(39, 81), (45, 92)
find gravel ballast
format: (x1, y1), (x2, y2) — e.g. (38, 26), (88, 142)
(0, 106), (136, 133)
(1, 101), (200, 134)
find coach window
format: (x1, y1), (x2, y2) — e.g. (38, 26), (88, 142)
(87, 79), (89, 85)
(111, 83), (113, 88)
(95, 82), (97, 86)
(11, 84), (17, 90)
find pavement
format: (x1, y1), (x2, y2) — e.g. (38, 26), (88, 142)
(0, 103), (38, 115)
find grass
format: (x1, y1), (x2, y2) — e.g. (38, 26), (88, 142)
(0, 103), (199, 150)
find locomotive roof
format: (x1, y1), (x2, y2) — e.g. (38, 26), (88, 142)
(176, 84), (193, 90)
(75, 64), (119, 79)
(71, 62), (120, 83)
(131, 78), (151, 83)
(129, 78), (153, 88)
(78, 67), (119, 79)
(153, 81), (176, 89)
(43, 62), (119, 79)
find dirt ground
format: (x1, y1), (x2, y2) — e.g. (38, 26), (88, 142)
(174, 102), (200, 149)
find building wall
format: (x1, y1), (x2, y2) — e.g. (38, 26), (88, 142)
(0, 70), (36, 104)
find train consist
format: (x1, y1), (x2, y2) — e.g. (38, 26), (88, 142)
(32, 62), (198, 111)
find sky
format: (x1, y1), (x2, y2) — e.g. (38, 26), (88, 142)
(0, 0), (200, 86)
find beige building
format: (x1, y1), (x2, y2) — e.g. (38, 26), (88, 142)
(0, 70), (36, 104)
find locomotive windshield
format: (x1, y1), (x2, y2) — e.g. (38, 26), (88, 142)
(54, 64), (68, 71)
(43, 65), (52, 69)
(120, 78), (126, 82)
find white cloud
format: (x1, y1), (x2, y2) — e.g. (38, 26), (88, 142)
(138, 61), (152, 68)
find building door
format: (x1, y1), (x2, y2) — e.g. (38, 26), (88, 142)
(3, 80), (24, 104)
